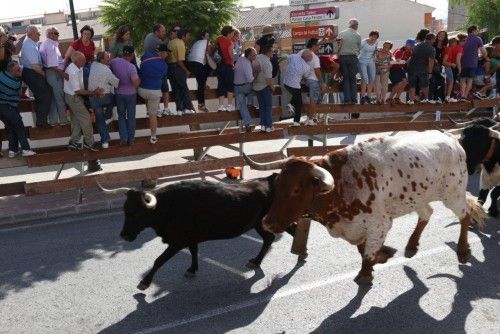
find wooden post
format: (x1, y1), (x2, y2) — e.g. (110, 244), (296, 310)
(190, 124), (203, 160)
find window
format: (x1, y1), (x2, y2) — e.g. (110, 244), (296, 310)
(11, 21), (22, 27)
(30, 19), (42, 24)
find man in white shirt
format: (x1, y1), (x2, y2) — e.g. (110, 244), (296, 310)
(40, 27), (68, 126)
(64, 51), (103, 151)
(88, 51), (119, 148)
(298, 38), (328, 125)
(283, 50), (313, 126)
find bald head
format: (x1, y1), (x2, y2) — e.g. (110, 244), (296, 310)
(71, 51), (86, 68)
(348, 18), (359, 30)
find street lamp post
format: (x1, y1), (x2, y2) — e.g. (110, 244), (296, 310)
(69, 0), (78, 40)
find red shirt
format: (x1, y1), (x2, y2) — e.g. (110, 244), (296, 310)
(71, 39), (95, 63)
(216, 36), (234, 66)
(391, 47), (412, 69)
(444, 45), (462, 65)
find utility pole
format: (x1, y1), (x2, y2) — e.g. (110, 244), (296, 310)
(69, 0), (78, 40)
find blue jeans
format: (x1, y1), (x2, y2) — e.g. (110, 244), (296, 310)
(0, 104), (30, 152)
(358, 61), (376, 84)
(234, 83), (253, 125)
(305, 79), (321, 104)
(116, 94), (136, 144)
(340, 55), (359, 103)
(256, 86), (273, 128)
(90, 93), (114, 143)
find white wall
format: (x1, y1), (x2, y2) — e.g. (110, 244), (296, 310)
(310, 0), (434, 48)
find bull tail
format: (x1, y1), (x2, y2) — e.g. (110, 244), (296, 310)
(466, 192), (487, 229)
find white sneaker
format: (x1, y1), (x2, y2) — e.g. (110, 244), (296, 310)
(427, 99), (437, 104)
(305, 118), (318, 126)
(217, 105), (226, 112)
(175, 110), (184, 116)
(287, 103), (296, 115)
(8, 150), (18, 158)
(183, 109), (196, 114)
(21, 149), (36, 157)
(291, 121), (301, 127)
(226, 104), (235, 112)
(105, 116), (113, 125)
(265, 126), (275, 133)
(150, 136), (158, 144)
(406, 100), (415, 105)
(420, 99), (430, 103)
(156, 109), (163, 117)
(162, 108), (172, 116)
(101, 142), (109, 149)
(447, 97), (458, 103)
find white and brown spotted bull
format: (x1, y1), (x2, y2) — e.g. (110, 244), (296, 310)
(244, 131), (486, 284)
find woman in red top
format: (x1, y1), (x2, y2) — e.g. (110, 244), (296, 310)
(64, 25), (96, 82)
(215, 25), (235, 111)
(387, 39), (414, 104)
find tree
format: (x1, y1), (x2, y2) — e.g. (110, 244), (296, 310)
(449, 0), (500, 39)
(100, 0), (239, 53)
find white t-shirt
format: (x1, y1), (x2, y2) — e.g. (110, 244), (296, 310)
(298, 49), (320, 81)
(187, 39), (208, 65)
(64, 62), (84, 96)
(253, 54), (272, 91)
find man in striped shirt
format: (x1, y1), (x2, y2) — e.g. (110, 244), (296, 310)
(0, 60), (36, 158)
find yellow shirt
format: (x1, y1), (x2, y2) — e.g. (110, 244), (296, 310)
(167, 38), (186, 63)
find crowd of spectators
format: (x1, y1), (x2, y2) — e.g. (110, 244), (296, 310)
(0, 19), (499, 159)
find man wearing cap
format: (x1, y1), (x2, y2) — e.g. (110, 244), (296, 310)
(110, 45), (140, 145)
(337, 19), (361, 104)
(40, 27), (68, 126)
(298, 38), (328, 125)
(138, 44), (169, 144)
(388, 38), (414, 104)
(167, 28), (195, 114)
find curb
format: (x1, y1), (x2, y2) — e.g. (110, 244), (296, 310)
(0, 197), (125, 226)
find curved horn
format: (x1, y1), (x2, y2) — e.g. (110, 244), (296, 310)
(141, 192), (157, 209)
(243, 153), (289, 171)
(488, 129), (500, 140)
(96, 180), (132, 195)
(311, 164), (335, 192)
(446, 115), (477, 127)
(490, 123), (500, 131)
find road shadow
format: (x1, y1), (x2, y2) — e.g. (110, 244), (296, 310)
(99, 261), (304, 334)
(312, 219), (499, 333)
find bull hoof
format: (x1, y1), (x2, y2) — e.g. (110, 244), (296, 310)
(298, 253), (308, 262)
(137, 281), (150, 290)
(184, 270), (196, 278)
(405, 247), (418, 258)
(457, 249), (471, 264)
(354, 274), (374, 285)
(246, 260), (261, 269)
(381, 246), (397, 258)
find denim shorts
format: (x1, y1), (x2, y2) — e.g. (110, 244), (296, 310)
(444, 66), (454, 82)
(358, 61), (376, 84)
(305, 79), (321, 104)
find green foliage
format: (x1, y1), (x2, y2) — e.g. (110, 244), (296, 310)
(100, 0), (239, 53)
(449, 0), (500, 39)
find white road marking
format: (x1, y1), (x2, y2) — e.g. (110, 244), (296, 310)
(240, 233), (263, 243)
(180, 249), (249, 277)
(133, 237), (483, 334)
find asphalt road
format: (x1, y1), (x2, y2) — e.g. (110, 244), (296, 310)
(1, 177), (499, 334)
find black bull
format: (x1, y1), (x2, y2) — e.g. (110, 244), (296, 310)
(99, 174), (296, 290)
(447, 116), (500, 216)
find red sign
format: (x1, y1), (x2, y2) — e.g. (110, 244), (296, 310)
(290, 7), (339, 23)
(291, 25), (337, 40)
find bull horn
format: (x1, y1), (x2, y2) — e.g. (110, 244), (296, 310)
(490, 123), (500, 131)
(446, 116), (477, 127)
(96, 180), (131, 195)
(488, 129), (500, 140)
(311, 164), (335, 192)
(243, 153), (289, 170)
(141, 192), (157, 209)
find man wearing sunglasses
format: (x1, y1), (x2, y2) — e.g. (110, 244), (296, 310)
(40, 27), (68, 126)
